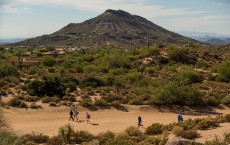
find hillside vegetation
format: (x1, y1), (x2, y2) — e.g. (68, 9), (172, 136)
(0, 44), (230, 108)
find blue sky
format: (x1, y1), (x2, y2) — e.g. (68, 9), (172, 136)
(0, 0), (230, 38)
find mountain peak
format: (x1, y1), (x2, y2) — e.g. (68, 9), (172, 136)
(104, 9), (131, 17)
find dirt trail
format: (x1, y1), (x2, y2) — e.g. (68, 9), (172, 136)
(2, 98), (230, 143)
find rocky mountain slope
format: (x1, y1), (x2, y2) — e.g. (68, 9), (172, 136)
(13, 9), (199, 47)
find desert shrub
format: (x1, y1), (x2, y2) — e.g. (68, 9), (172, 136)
(46, 135), (63, 145)
(65, 82), (77, 93)
(152, 81), (203, 106)
(59, 124), (75, 144)
(81, 77), (104, 88)
(0, 109), (8, 131)
(0, 79), (8, 87)
(138, 46), (159, 58)
(40, 57), (56, 67)
(145, 123), (163, 135)
(146, 67), (158, 74)
(140, 136), (168, 145)
(221, 96), (230, 106)
(204, 97), (219, 106)
(107, 56), (131, 69)
(196, 60), (209, 68)
(172, 126), (198, 139)
(0, 131), (25, 145)
(224, 132), (230, 143)
(62, 95), (75, 101)
(22, 132), (49, 144)
(79, 99), (93, 107)
(94, 99), (110, 106)
(7, 98), (28, 108)
(167, 46), (190, 63)
(224, 114), (230, 122)
(125, 126), (143, 137)
(195, 118), (219, 130)
(29, 103), (41, 109)
(72, 131), (94, 144)
(97, 131), (115, 145)
(107, 133), (133, 145)
(216, 58), (230, 82)
(42, 96), (60, 103)
(27, 77), (66, 97)
(110, 68), (125, 76)
(0, 64), (19, 78)
(24, 95), (39, 102)
(177, 66), (202, 84)
(129, 98), (144, 105)
(49, 102), (57, 107)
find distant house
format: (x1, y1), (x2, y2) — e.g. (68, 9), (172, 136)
(10, 59), (40, 67)
(22, 52), (32, 56)
(42, 50), (65, 56)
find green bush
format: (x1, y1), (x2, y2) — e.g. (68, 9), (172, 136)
(204, 97), (219, 106)
(97, 131), (115, 145)
(167, 46), (190, 63)
(22, 132), (49, 144)
(79, 99), (93, 107)
(29, 103), (41, 109)
(216, 58), (230, 82)
(196, 60), (209, 68)
(40, 57), (56, 67)
(178, 67), (202, 84)
(221, 96), (230, 106)
(27, 77), (66, 97)
(172, 126), (198, 139)
(145, 123), (163, 135)
(46, 135), (63, 145)
(0, 64), (19, 78)
(7, 98), (28, 108)
(125, 126), (143, 137)
(49, 102), (57, 107)
(81, 77), (104, 88)
(72, 131), (94, 144)
(140, 136), (168, 145)
(152, 81), (203, 105)
(94, 99), (110, 106)
(107, 133), (133, 145)
(42, 96), (60, 103)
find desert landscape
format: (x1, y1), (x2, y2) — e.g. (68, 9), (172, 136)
(1, 1), (230, 145)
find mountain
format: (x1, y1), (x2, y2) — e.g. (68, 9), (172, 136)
(13, 9), (199, 47)
(177, 31), (230, 45)
(192, 36), (230, 45)
(0, 38), (27, 45)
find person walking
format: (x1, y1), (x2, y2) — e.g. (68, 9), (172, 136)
(138, 116), (143, 127)
(69, 110), (74, 121)
(86, 112), (91, 124)
(73, 110), (79, 121)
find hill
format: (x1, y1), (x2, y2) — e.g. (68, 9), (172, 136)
(12, 9), (198, 47)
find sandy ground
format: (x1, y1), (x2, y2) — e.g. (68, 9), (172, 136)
(1, 96), (230, 143)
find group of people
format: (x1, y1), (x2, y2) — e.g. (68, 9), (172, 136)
(69, 110), (183, 126)
(69, 110), (91, 124)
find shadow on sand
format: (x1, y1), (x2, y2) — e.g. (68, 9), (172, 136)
(86, 105), (129, 112)
(155, 105), (225, 116)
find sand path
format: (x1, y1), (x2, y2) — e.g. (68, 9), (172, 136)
(1, 98), (230, 143)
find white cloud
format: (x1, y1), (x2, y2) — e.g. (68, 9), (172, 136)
(0, 4), (31, 14)
(0, 0), (205, 18)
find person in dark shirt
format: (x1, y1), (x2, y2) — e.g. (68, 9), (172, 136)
(69, 110), (74, 121)
(138, 116), (143, 127)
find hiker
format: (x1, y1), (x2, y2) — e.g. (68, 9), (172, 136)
(138, 116), (143, 127)
(86, 112), (91, 124)
(177, 114), (181, 122)
(180, 115), (183, 122)
(73, 110), (79, 121)
(69, 110), (74, 121)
